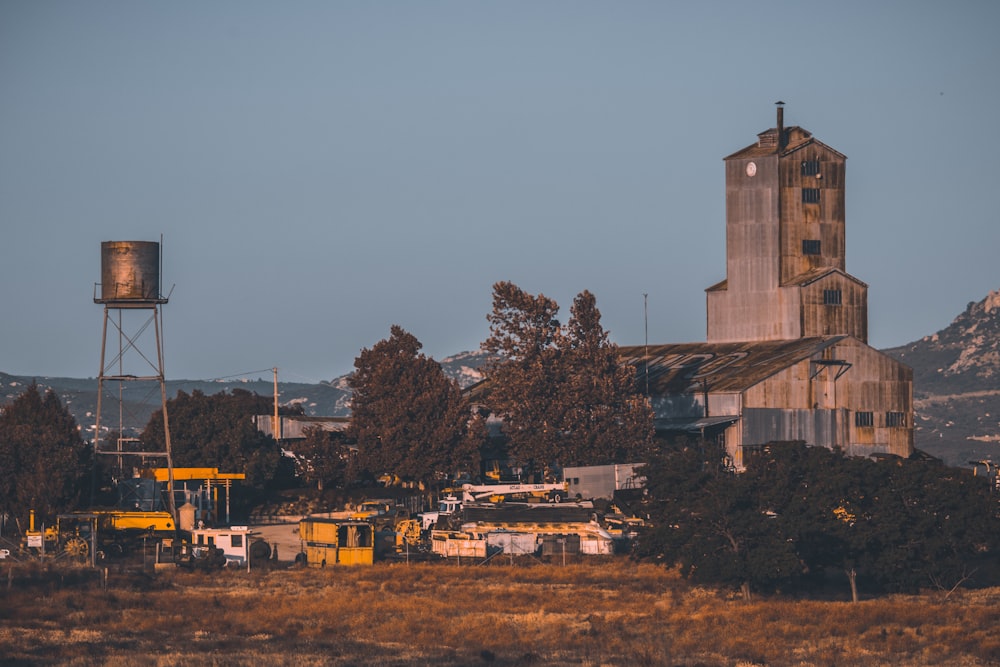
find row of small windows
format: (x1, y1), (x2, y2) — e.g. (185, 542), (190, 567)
(196, 533), (243, 548)
(823, 289), (842, 306)
(855, 411), (907, 428)
(801, 160), (821, 176)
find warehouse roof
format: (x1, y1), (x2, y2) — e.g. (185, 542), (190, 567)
(618, 336), (847, 395)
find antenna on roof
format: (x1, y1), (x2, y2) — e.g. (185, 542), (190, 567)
(643, 293), (649, 397)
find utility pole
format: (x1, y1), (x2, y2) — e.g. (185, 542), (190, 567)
(272, 367), (280, 442)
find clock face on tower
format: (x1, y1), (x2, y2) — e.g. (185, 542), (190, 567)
(745, 161), (757, 177)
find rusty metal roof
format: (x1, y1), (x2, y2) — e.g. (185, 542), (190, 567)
(466, 337), (852, 403)
(708, 269), (868, 293)
(619, 336), (846, 395)
(705, 277), (727, 292)
(654, 415), (740, 433)
(724, 126), (845, 161)
(783, 267), (869, 289)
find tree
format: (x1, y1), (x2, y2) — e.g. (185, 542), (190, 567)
(866, 457), (1000, 595)
(637, 442), (802, 600)
(0, 384), (93, 526)
(639, 440), (1000, 600)
(347, 325), (482, 486)
(482, 282), (652, 468)
(558, 291), (654, 464)
(296, 425), (353, 491)
(141, 388), (289, 493)
(742, 443), (884, 601)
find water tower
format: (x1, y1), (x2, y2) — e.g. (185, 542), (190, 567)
(94, 240), (176, 518)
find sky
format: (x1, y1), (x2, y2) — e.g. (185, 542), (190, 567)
(2, 1), (998, 384)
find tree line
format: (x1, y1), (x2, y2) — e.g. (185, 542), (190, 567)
(0, 281), (649, 517)
(637, 440), (1000, 599)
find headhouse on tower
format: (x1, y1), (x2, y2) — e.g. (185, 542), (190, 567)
(619, 105), (913, 468)
(707, 104), (867, 343)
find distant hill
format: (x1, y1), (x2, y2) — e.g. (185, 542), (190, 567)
(6, 297), (1000, 468)
(0, 350), (494, 442)
(882, 289), (1000, 467)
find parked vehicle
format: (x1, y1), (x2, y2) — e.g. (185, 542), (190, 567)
(296, 518), (374, 566)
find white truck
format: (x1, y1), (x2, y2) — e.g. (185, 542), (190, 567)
(419, 496), (463, 531)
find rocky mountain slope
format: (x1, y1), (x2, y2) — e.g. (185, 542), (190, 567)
(883, 289), (1000, 466)
(5, 297), (1000, 468)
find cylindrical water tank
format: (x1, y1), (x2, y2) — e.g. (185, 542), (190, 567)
(99, 241), (161, 302)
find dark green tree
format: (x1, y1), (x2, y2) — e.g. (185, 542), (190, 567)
(742, 443), (884, 601)
(748, 444), (1000, 598)
(141, 388), (290, 492)
(640, 440), (1000, 600)
(0, 384), (93, 526)
(482, 282), (652, 467)
(296, 425), (353, 491)
(558, 290), (654, 464)
(867, 457), (999, 595)
(638, 442), (801, 600)
(347, 325), (482, 486)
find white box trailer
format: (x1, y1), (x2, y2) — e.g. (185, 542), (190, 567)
(562, 463), (645, 500)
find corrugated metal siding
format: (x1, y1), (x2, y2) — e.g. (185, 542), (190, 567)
(798, 273), (868, 342)
(778, 143), (846, 284)
(626, 337), (913, 460)
(562, 464), (645, 500)
(254, 415), (349, 440)
(742, 408), (843, 448)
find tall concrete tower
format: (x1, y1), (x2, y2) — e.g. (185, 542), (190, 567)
(706, 103), (869, 343)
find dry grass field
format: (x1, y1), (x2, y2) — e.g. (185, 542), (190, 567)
(1, 559), (999, 666)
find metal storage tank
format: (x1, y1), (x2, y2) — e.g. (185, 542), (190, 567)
(98, 240), (161, 303)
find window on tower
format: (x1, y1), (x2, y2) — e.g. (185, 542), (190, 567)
(802, 188), (821, 204)
(823, 289), (842, 305)
(886, 411), (906, 427)
(801, 160), (821, 176)
(803, 239), (821, 255)
(855, 411), (874, 428)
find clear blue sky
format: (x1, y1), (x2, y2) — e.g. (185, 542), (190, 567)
(2, 1), (998, 383)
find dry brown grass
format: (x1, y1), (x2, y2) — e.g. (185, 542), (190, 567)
(1, 559), (998, 666)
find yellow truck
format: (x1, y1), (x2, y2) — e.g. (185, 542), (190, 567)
(296, 518), (374, 566)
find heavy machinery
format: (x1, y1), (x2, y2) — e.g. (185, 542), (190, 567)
(459, 481), (569, 503)
(20, 467), (246, 564)
(418, 482), (571, 531)
(21, 510), (87, 562)
(394, 518), (423, 549)
(20, 502), (173, 564)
